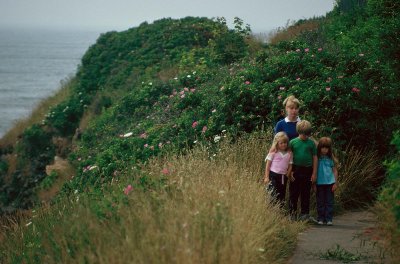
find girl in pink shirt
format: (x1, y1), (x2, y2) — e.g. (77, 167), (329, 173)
(264, 132), (293, 205)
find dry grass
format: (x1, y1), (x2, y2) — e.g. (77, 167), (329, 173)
(268, 20), (321, 45)
(0, 132), (303, 263)
(335, 146), (382, 209)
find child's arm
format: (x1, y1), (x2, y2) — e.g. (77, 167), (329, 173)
(311, 155), (318, 183)
(286, 163), (294, 182)
(264, 160), (272, 184)
(332, 165), (338, 192)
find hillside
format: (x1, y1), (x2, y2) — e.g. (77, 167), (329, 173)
(0, 0), (399, 262)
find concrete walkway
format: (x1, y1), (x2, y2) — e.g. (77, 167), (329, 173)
(289, 210), (389, 264)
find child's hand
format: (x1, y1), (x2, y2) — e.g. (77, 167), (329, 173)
(332, 183), (337, 192)
(288, 174), (295, 182)
(264, 177), (270, 184)
(312, 183), (316, 192)
(311, 173), (316, 183)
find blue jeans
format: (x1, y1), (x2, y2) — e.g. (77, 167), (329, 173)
(316, 184), (334, 222)
(289, 165), (312, 216)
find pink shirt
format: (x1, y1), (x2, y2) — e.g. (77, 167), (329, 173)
(265, 151), (293, 174)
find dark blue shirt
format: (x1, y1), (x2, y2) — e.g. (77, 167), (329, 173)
(274, 117), (300, 141)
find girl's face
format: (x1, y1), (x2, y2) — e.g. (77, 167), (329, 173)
(277, 140), (288, 151)
(320, 147), (329, 156)
(286, 104), (299, 120)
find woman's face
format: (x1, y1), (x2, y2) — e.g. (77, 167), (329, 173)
(286, 104), (299, 119)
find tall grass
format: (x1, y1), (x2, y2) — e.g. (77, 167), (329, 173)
(0, 133), (303, 263)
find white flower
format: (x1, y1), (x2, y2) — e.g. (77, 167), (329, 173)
(187, 75), (191, 78)
(214, 136), (221, 142)
(89, 165), (98, 171)
(222, 130), (226, 133)
(123, 132), (133, 138)
(74, 189), (78, 194)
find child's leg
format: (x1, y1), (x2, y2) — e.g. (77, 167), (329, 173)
(275, 174), (287, 203)
(326, 184), (334, 222)
(299, 169), (312, 215)
(289, 170), (301, 216)
(316, 185), (325, 221)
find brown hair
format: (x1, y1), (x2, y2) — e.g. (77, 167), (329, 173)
(317, 137), (338, 164)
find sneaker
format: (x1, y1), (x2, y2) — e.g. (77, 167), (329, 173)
(317, 220), (324, 225)
(327, 221), (333, 226)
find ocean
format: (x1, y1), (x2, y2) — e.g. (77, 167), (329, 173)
(0, 28), (101, 138)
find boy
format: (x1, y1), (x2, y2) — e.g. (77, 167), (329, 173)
(288, 120), (317, 221)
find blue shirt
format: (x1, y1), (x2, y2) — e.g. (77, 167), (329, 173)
(274, 117), (300, 141)
(317, 156), (336, 185)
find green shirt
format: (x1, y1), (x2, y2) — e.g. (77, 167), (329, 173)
(289, 137), (317, 167)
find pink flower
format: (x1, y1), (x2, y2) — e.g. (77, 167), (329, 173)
(326, 87), (331, 91)
(77, 157), (81, 161)
(245, 81), (251, 85)
(172, 90), (177, 95)
(179, 90), (185, 95)
(318, 48), (323, 52)
(124, 185), (133, 195)
(202, 126), (208, 133)
(192, 121), (198, 128)
(352, 87), (360, 93)
(139, 133), (148, 139)
(144, 144), (149, 148)
(304, 48), (309, 52)
(184, 87), (189, 92)
(161, 168), (169, 175)
(278, 95), (282, 100)
(296, 77), (301, 81)
(190, 88), (196, 92)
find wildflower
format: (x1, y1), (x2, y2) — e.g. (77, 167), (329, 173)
(214, 135), (221, 142)
(150, 146), (154, 150)
(296, 77), (301, 81)
(161, 168), (169, 175)
(220, 86), (225, 91)
(326, 87), (331, 91)
(158, 142), (163, 148)
(192, 121), (198, 128)
(279, 86), (285, 90)
(318, 48), (323, 52)
(359, 53), (364, 57)
(194, 140), (197, 144)
(352, 87), (360, 93)
(172, 90), (177, 95)
(245, 81), (251, 85)
(296, 49), (301, 52)
(202, 126), (208, 133)
(337, 76), (344, 79)
(124, 185), (133, 195)
(278, 95), (282, 100)
(212, 109), (217, 113)
(190, 88), (196, 92)
(304, 48), (310, 52)
(373, 86), (378, 90)
(144, 143), (149, 148)
(174, 77), (178, 80)
(221, 130), (226, 133)
(184, 87), (189, 92)
(88, 165), (98, 171)
(187, 75), (191, 78)
(78, 157), (81, 161)
(180, 94), (185, 98)
(149, 82), (153, 85)
(179, 90), (185, 95)
(74, 190), (79, 194)
(139, 133), (148, 139)
(169, 95), (174, 98)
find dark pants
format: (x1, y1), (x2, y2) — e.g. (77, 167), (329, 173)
(289, 165), (312, 216)
(316, 184), (334, 222)
(269, 171), (288, 204)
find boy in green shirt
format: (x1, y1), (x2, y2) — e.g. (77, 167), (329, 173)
(288, 120), (317, 221)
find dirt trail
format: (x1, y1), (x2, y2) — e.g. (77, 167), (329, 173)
(289, 210), (389, 264)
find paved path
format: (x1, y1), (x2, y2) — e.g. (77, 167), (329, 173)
(289, 210), (389, 264)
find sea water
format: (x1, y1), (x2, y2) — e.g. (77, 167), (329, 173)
(0, 28), (101, 137)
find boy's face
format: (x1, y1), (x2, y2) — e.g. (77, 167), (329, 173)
(286, 105), (299, 119)
(299, 134), (309, 140)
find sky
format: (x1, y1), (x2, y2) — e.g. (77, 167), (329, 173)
(0, 0), (335, 33)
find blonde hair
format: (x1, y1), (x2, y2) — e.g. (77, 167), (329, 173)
(270, 132), (289, 152)
(296, 120), (312, 136)
(283, 95), (300, 109)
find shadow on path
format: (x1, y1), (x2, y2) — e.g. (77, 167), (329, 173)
(289, 210), (389, 263)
